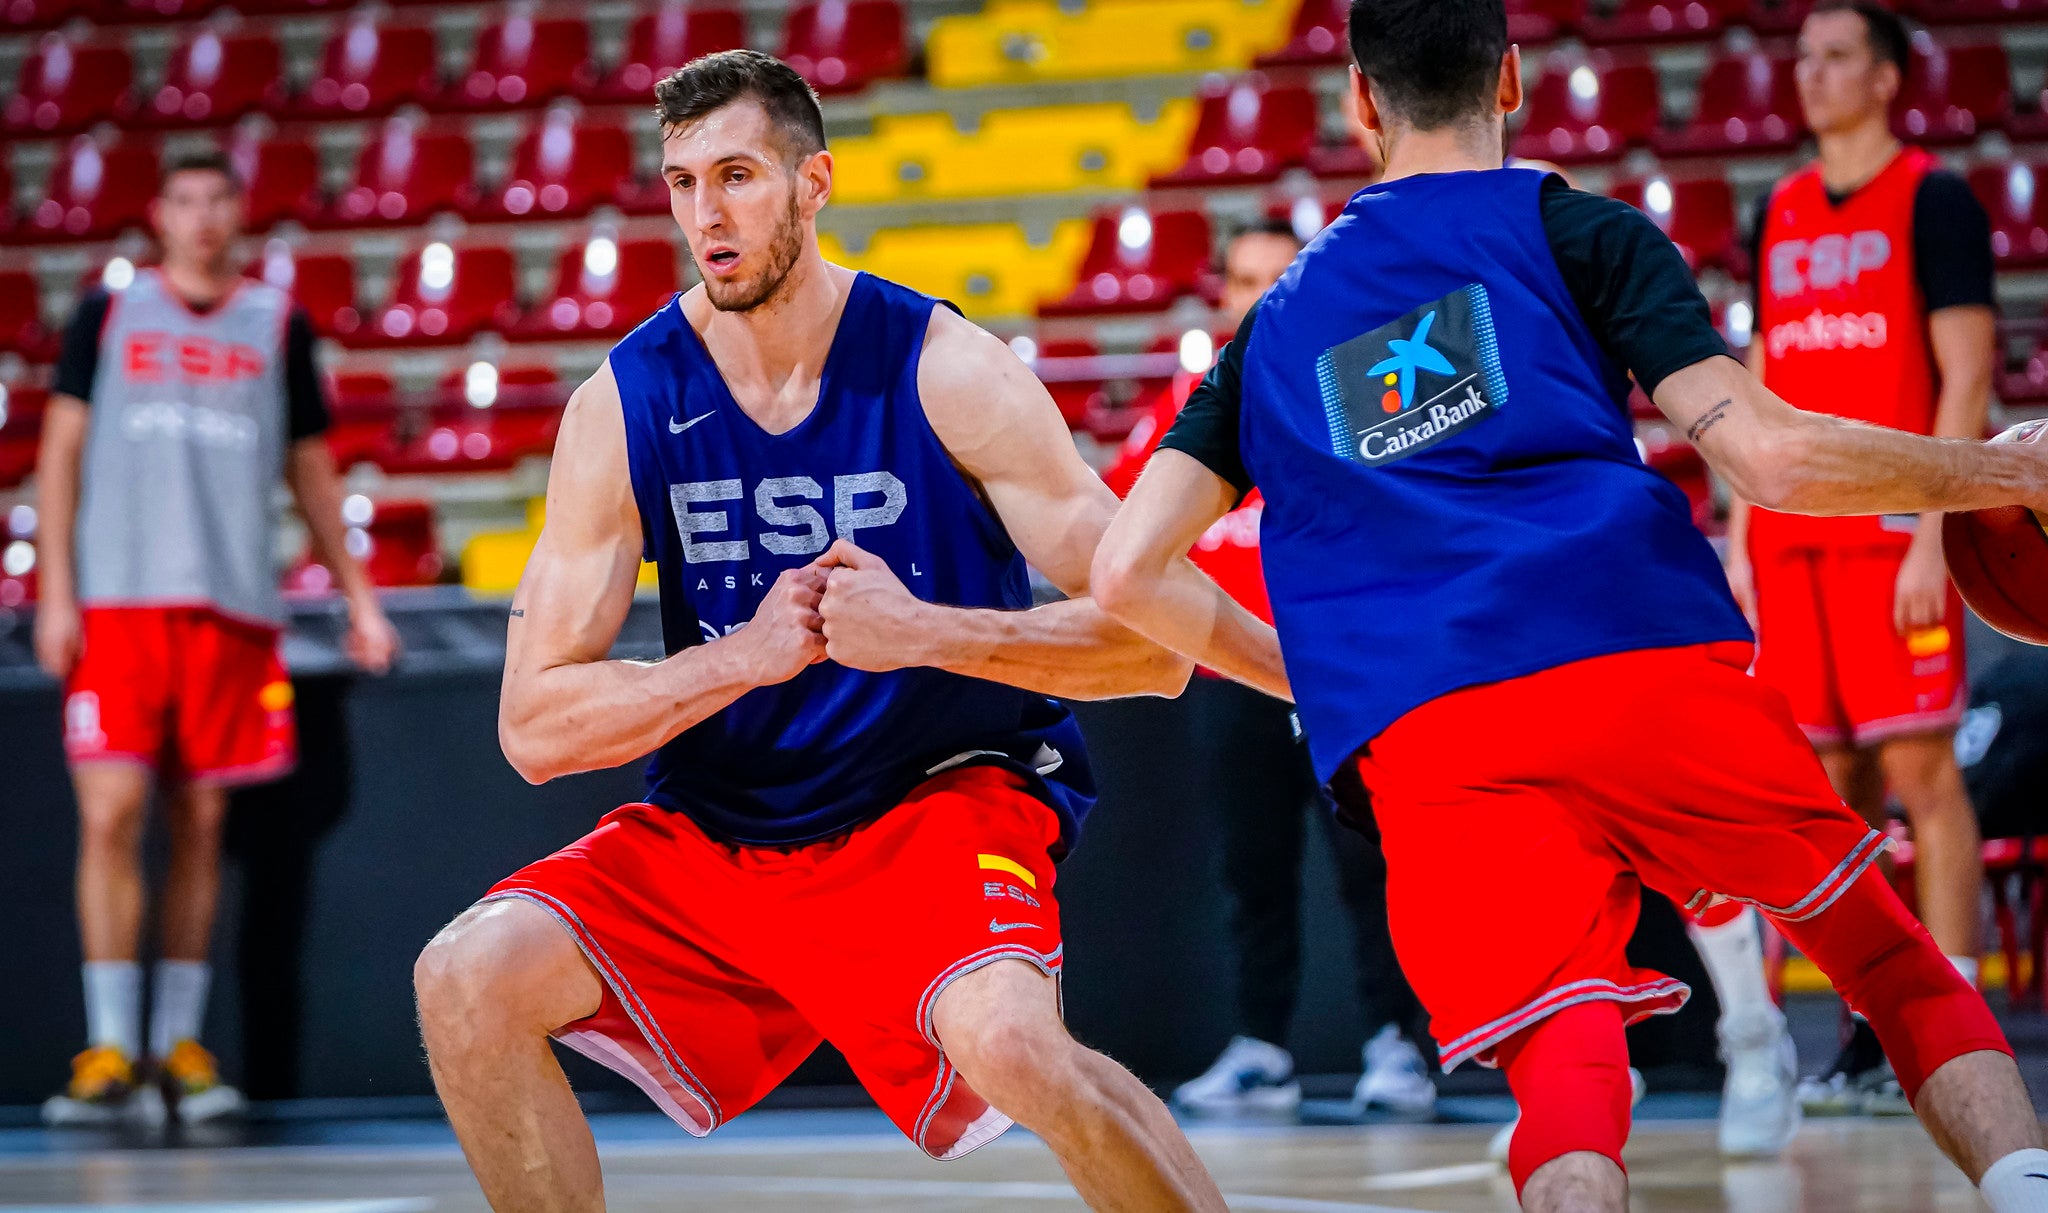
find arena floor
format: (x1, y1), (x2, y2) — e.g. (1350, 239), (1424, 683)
(3, 1101), (2045, 1212)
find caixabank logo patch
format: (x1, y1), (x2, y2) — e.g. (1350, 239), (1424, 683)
(1316, 284), (1509, 467)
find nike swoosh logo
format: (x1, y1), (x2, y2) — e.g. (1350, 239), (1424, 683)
(2028, 1173), (2048, 1182)
(988, 919), (1039, 933)
(669, 413), (713, 434)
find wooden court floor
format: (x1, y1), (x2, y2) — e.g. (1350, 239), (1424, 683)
(4, 1112), (2040, 1212)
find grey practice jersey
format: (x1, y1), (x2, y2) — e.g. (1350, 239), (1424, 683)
(75, 270), (295, 626)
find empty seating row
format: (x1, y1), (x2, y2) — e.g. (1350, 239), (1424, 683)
(818, 220), (1089, 318)
(4, 2), (897, 136)
(830, 101), (1197, 204)
(924, 0), (1293, 90)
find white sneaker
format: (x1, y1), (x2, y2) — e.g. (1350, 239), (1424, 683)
(1354, 1025), (1436, 1116)
(1172, 1036), (1301, 1115)
(1489, 1066), (1646, 1163)
(1717, 1007), (1801, 1157)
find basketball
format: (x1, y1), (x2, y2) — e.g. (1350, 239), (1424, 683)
(1944, 418), (2048, 645)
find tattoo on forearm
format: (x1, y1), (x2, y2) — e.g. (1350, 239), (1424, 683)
(1686, 398), (1733, 444)
(509, 609), (525, 618)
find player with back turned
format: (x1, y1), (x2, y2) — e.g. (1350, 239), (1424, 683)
(409, 52), (1228, 1212)
(1092, 2), (2048, 1211)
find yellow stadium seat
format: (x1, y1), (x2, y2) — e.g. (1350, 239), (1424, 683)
(926, 0), (1292, 90)
(462, 530), (538, 596)
(828, 101), (1195, 204)
(824, 220), (1090, 317)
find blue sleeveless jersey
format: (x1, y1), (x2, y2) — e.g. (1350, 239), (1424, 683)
(609, 273), (1094, 848)
(1240, 170), (1753, 780)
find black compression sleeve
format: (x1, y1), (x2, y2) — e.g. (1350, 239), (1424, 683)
(1540, 175), (1733, 395)
(284, 306), (331, 442)
(1912, 171), (1996, 313)
(52, 288), (112, 403)
(1157, 301), (1256, 498)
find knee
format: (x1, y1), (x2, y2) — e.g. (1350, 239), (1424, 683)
(414, 904), (533, 1038)
(1880, 745), (1971, 818)
(77, 796), (146, 854)
(164, 787), (229, 841)
(946, 1006), (1075, 1109)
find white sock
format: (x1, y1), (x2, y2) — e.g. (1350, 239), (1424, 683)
(1949, 954), (1981, 989)
(149, 961), (211, 1059)
(1980, 1148), (2048, 1213)
(1688, 907), (1777, 1021)
(82, 961), (142, 1058)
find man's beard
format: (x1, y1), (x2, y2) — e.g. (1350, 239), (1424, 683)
(702, 188), (806, 314)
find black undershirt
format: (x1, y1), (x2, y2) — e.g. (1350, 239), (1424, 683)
(1745, 170), (1997, 316)
(52, 285), (332, 442)
(1162, 174), (1732, 496)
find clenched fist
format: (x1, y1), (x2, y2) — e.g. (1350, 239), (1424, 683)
(817, 540), (934, 674)
(732, 564), (830, 686)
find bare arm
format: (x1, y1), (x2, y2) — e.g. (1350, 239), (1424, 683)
(1653, 354), (2048, 518)
(284, 438), (399, 673)
(1890, 305), (1998, 631)
(1090, 449), (1292, 701)
(499, 362), (829, 783)
(818, 309), (1191, 701)
(31, 395), (88, 679)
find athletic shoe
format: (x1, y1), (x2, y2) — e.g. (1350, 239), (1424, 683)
(1717, 1006), (1801, 1156)
(158, 1039), (246, 1123)
(1797, 1018), (1905, 1116)
(42, 1045), (155, 1126)
(1488, 1066), (1646, 1163)
(1172, 1036), (1301, 1115)
(1353, 1025), (1436, 1116)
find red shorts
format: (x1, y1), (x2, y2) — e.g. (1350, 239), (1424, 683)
(1356, 642), (1886, 1071)
(1751, 543), (1967, 747)
(64, 606), (297, 785)
(483, 765), (1065, 1160)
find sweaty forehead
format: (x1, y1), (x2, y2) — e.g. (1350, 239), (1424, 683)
(661, 101), (787, 172)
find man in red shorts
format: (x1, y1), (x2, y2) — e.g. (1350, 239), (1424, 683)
(34, 151), (398, 1123)
(1092, 2), (2048, 1210)
(410, 53), (1224, 1211)
(1725, 0), (1998, 1114)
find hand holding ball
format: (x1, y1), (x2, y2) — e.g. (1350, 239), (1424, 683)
(1944, 418), (2048, 645)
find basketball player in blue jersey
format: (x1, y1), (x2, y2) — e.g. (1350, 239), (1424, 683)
(1093, 2), (2048, 1211)
(411, 51), (1225, 1212)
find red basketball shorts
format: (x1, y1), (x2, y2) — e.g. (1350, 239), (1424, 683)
(64, 605), (297, 785)
(482, 765), (1065, 1160)
(1751, 543), (1966, 747)
(1355, 642), (1886, 1071)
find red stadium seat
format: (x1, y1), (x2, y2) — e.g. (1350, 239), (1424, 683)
(354, 243), (520, 348)
(378, 367), (563, 474)
(0, 386), (49, 495)
(295, 20), (440, 118)
(1040, 207), (1213, 317)
(438, 14), (591, 110)
(230, 134), (324, 231)
(1744, 0), (1813, 33)
(1511, 53), (1660, 164)
(513, 235), (679, 341)
(286, 498), (442, 589)
(1256, 0), (1346, 67)
(324, 118), (477, 228)
(324, 372), (398, 470)
(780, 0), (907, 94)
(1895, 38), (2009, 145)
(0, 157), (15, 238)
(1609, 176), (1739, 273)
(1901, 0), (2048, 22)
(1305, 138), (1379, 180)
(1580, 0), (1741, 45)
(4, 35), (133, 136)
(1970, 161), (2048, 268)
(100, 0), (220, 22)
(586, 3), (747, 101)
(140, 31), (282, 128)
(2, 0), (91, 29)
(1507, 0), (1587, 42)
(251, 246), (362, 341)
(471, 112), (633, 220)
(27, 137), (156, 242)
(1031, 338), (1109, 430)
(1655, 49), (1801, 156)
(0, 273), (57, 363)
(1153, 76), (1319, 187)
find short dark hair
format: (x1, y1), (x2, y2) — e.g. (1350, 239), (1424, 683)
(1347, 0), (1508, 131)
(653, 50), (826, 163)
(158, 148), (242, 195)
(1812, 0), (1911, 77)
(1233, 218), (1303, 245)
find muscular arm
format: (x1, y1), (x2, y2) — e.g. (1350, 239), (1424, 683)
(1091, 449), (1292, 700)
(840, 307), (1190, 701)
(500, 362), (825, 783)
(1654, 354), (2048, 519)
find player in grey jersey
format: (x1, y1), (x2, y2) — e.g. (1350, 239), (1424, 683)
(33, 151), (398, 1124)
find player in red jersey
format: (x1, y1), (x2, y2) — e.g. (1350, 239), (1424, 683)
(1725, 0), (1998, 1114)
